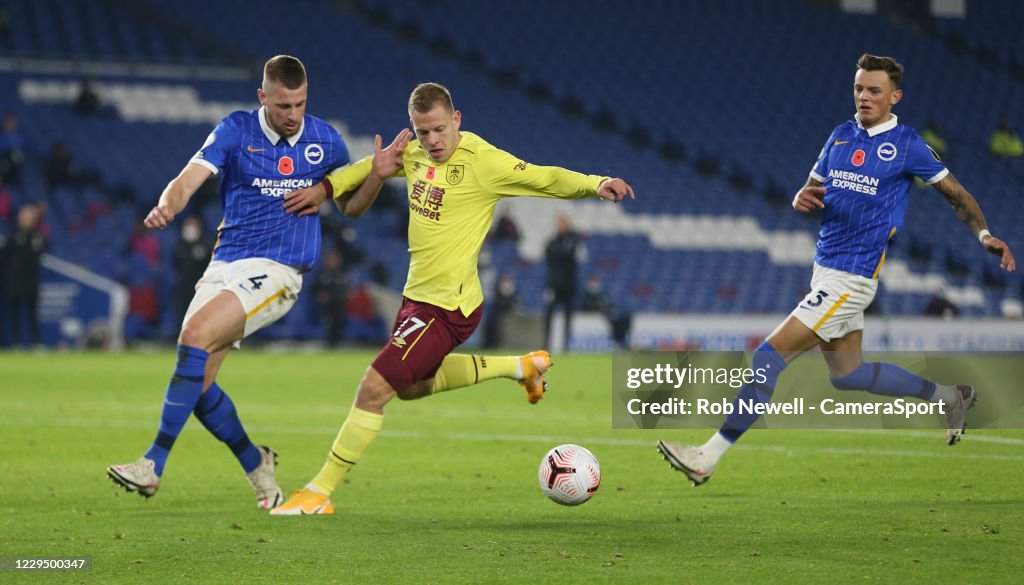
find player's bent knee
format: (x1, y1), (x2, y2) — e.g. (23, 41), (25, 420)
(395, 379), (434, 401)
(178, 321), (231, 353)
(354, 367), (398, 410)
(178, 322), (211, 350)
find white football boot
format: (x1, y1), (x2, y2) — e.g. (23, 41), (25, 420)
(944, 385), (978, 446)
(107, 457), (160, 498)
(247, 446), (284, 509)
(657, 441), (716, 486)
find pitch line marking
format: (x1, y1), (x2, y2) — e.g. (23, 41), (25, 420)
(3, 416), (1024, 462)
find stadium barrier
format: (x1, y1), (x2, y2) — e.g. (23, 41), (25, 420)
(562, 314), (1024, 352)
(39, 254), (128, 350)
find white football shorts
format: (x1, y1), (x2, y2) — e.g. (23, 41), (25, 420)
(790, 263), (878, 342)
(183, 258), (303, 348)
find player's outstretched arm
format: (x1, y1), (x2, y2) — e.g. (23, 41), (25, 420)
(145, 163), (212, 229)
(933, 172), (1016, 271)
(792, 178), (826, 213)
(484, 148), (633, 202)
(284, 129), (411, 218)
(597, 178), (636, 203)
(336, 129), (412, 218)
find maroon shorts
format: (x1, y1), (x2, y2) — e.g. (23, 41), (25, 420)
(371, 297), (483, 391)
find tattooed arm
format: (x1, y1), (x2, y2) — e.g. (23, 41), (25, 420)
(933, 173), (1016, 271)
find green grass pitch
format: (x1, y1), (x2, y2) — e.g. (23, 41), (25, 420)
(1, 350), (1022, 584)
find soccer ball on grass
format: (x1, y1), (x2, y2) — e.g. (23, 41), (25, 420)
(538, 444), (601, 506)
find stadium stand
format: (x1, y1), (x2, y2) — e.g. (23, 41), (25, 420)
(1, 0), (1020, 346)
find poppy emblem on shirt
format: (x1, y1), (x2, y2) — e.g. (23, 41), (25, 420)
(426, 166), (436, 180)
(278, 156), (294, 176)
(877, 142), (897, 162)
(851, 149), (866, 167)
(304, 144), (324, 165)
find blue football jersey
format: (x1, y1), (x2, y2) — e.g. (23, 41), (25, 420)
(189, 107), (349, 270)
(809, 114), (947, 279)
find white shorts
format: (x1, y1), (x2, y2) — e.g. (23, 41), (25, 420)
(183, 258), (303, 348)
(790, 263), (877, 342)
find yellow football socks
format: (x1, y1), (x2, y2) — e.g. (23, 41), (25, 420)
(310, 407), (383, 496)
(432, 354), (521, 393)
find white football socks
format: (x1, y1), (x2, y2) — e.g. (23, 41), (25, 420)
(701, 432), (733, 466)
(930, 384), (958, 406)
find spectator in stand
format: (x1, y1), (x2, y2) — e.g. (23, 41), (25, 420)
(74, 77), (104, 117)
(544, 215), (586, 351)
(42, 142), (80, 192)
(312, 249), (351, 348)
(483, 274), (520, 348)
(171, 216), (213, 326)
(580, 275), (632, 349)
(924, 289), (959, 320)
(492, 209), (520, 242)
(2, 204), (47, 347)
(129, 219), (161, 267)
(319, 216), (366, 268)
(0, 113), (25, 187)
(990, 118), (1024, 159)
(126, 257), (161, 339)
(920, 119), (949, 161)
(0, 175), (12, 230)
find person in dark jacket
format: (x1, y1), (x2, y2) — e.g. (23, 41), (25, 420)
(312, 249), (350, 348)
(2, 204), (46, 347)
(544, 215), (586, 351)
(171, 216), (213, 326)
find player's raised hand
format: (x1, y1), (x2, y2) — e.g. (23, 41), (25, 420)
(371, 128), (413, 181)
(982, 234), (1016, 272)
(597, 178), (635, 203)
(284, 181), (328, 217)
(144, 204), (175, 229)
(792, 186), (826, 213)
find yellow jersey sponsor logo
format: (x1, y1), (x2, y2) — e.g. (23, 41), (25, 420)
(247, 145), (265, 152)
(833, 140), (848, 146)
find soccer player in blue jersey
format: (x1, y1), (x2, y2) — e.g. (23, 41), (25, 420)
(658, 54), (1016, 486)
(107, 56), (350, 508)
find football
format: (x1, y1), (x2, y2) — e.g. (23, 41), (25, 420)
(538, 444), (601, 506)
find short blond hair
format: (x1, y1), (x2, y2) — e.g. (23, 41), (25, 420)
(408, 82), (454, 114)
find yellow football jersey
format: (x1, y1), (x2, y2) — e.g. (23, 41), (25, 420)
(326, 131), (609, 315)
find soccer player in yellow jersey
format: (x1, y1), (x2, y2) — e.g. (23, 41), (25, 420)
(271, 82), (634, 515)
